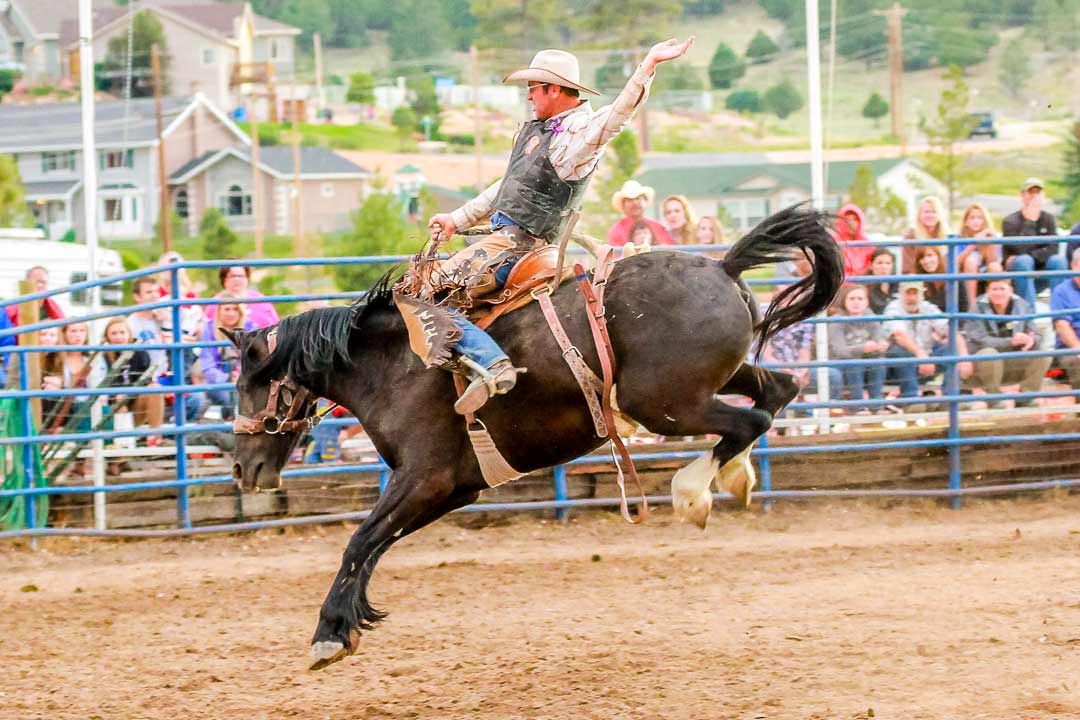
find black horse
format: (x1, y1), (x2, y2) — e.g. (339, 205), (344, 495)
(226, 205), (844, 670)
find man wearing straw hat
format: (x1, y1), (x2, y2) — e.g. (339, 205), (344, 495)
(607, 179), (672, 246)
(418, 37), (694, 414)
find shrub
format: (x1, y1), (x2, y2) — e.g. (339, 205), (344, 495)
(725, 89), (763, 113)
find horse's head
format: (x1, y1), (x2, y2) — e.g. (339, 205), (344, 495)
(225, 326), (319, 492)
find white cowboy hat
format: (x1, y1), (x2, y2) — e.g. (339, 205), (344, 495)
(611, 179), (655, 212)
(503, 49), (600, 95)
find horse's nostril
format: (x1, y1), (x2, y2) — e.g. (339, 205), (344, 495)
(232, 463), (243, 483)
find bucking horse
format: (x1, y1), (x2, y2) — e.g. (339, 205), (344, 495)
(225, 204), (844, 670)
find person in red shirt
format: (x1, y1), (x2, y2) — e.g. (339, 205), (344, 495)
(6, 265), (65, 330)
(607, 180), (672, 247)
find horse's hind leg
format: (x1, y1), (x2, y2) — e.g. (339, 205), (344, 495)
(310, 470), (481, 670)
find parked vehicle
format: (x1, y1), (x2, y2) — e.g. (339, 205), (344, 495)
(968, 112), (997, 139)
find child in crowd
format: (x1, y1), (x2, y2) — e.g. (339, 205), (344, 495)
(866, 248), (898, 315)
(828, 284), (888, 414)
(199, 294), (255, 420)
(912, 245), (952, 312)
(41, 322), (93, 434)
(90, 317), (164, 433)
(833, 203), (874, 277)
(628, 219), (657, 246)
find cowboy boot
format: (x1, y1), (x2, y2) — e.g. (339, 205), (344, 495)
(454, 359), (521, 415)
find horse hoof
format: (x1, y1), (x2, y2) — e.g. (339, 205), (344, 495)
(309, 641), (348, 671)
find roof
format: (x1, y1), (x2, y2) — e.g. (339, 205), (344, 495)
(6, 0), (70, 38)
(168, 145), (370, 183)
(23, 179), (82, 199)
(0, 93), (249, 152)
(636, 158), (909, 199)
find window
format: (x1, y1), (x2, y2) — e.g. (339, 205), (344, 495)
(745, 197), (769, 227)
(175, 189), (189, 218)
(270, 40), (278, 60)
(202, 47), (215, 66)
(104, 197), (124, 222)
(100, 150), (134, 170)
(320, 182), (335, 198)
(220, 184), (252, 216)
(41, 151), (76, 173)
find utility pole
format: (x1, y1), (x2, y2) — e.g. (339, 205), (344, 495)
(290, 89), (305, 261)
(250, 99), (263, 258)
(470, 45), (484, 194)
(313, 32), (325, 119)
(151, 43), (171, 253)
(874, 2), (908, 153)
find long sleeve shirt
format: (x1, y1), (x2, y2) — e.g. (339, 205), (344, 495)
(450, 64), (656, 230)
(963, 294), (1040, 352)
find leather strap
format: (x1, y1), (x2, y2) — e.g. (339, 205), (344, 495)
(535, 288), (607, 437)
(452, 373), (524, 487)
(574, 247), (648, 524)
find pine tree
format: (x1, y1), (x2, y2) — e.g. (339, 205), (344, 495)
(745, 30), (779, 64)
(861, 92), (889, 127)
(999, 37), (1032, 98)
(763, 79), (803, 119)
(708, 42), (746, 89)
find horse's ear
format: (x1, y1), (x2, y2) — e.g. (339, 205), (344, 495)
(221, 327), (243, 348)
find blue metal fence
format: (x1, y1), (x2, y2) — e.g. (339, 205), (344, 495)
(1, 235), (1079, 538)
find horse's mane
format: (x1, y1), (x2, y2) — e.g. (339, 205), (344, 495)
(253, 270), (397, 384)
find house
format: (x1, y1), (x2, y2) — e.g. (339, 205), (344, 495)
(0, 92), (250, 240)
(58, 0), (300, 111)
(636, 155), (947, 233)
(0, 0), (68, 82)
(168, 145), (372, 236)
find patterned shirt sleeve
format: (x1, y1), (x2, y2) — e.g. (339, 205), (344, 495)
(449, 178), (502, 231)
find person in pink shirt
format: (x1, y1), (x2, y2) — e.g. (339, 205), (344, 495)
(606, 180), (672, 247)
(833, 203), (874, 277)
(205, 264), (280, 329)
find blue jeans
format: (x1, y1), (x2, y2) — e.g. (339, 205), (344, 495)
(886, 343), (948, 397)
(841, 361), (886, 410)
(1009, 253), (1067, 308)
(449, 259), (515, 370)
(304, 401), (341, 463)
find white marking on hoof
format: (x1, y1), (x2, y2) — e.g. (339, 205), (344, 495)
(716, 445), (757, 508)
(672, 453), (719, 529)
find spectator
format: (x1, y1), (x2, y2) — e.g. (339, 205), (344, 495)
(883, 281), (972, 403)
(1067, 219), (1080, 263)
(0, 308), (14, 387)
(962, 278), (1048, 408)
(901, 196), (948, 274)
(1000, 178), (1067, 308)
(661, 194), (697, 245)
(199, 294), (254, 420)
(957, 203), (1002, 310)
(694, 216), (726, 259)
(828, 284), (888, 414)
(5, 265), (65, 328)
(866, 248), (898, 315)
(304, 400), (344, 464)
(628, 219), (657, 246)
(90, 317), (165, 455)
(912, 244), (955, 312)
(41, 322), (93, 434)
(205, 264), (280, 329)
(833, 203), (874, 277)
(606, 180), (672, 247)
(1050, 246), (1080, 389)
(157, 251), (204, 343)
(130, 277), (202, 423)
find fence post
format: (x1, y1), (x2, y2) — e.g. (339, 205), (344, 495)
(169, 262), (192, 528)
(553, 464), (568, 522)
(378, 469), (390, 493)
(757, 434), (772, 512)
(17, 353), (37, 533)
(945, 238), (962, 509)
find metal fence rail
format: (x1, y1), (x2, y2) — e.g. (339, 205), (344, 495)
(1, 234), (1078, 537)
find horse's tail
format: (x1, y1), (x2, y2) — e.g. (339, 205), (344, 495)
(721, 203), (844, 362)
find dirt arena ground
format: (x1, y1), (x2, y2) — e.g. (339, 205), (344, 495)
(2, 494), (1079, 720)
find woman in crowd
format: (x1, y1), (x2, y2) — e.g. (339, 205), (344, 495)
(199, 294), (255, 420)
(661, 195), (697, 245)
(90, 317), (164, 433)
(866, 248), (899, 315)
(833, 203), (874, 277)
(694, 216), (727, 259)
(901, 195), (948, 274)
(957, 203), (1002, 310)
(913, 244), (952, 311)
(41, 321), (93, 435)
(205, 263), (279, 329)
(828, 284), (889, 414)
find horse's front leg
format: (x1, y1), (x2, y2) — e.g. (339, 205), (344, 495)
(309, 470), (477, 670)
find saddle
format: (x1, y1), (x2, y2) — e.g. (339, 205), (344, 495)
(469, 244), (575, 331)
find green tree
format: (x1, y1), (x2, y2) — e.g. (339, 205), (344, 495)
(1062, 121), (1080, 209)
(708, 42), (745, 89)
(346, 71), (376, 105)
(327, 0), (370, 48)
(469, 0), (566, 56)
(407, 74), (441, 136)
(759, 0), (800, 22)
(763, 79), (803, 119)
(861, 92), (889, 127)
(848, 164), (906, 234)
(574, 0), (682, 51)
(652, 63), (705, 92)
(0, 154), (32, 227)
(918, 65), (977, 214)
(745, 30), (779, 64)
(594, 53), (630, 91)
(999, 37), (1032, 98)
(0, 69), (18, 97)
(331, 193), (414, 290)
(582, 129), (640, 237)
(199, 208), (238, 260)
(389, 0), (450, 60)
(102, 11), (168, 97)
(725, 89), (762, 114)
(278, 0), (333, 49)
(391, 106), (417, 148)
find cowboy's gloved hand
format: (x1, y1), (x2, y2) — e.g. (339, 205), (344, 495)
(644, 37), (695, 73)
(428, 213), (457, 243)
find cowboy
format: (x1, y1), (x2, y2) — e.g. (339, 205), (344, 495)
(607, 180), (672, 247)
(424, 37), (695, 414)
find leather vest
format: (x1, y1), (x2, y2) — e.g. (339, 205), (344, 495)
(492, 112), (594, 241)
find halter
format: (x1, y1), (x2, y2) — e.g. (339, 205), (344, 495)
(231, 328), (339, 436)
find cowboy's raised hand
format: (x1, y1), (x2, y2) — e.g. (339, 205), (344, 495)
(645, 37), (694, 70)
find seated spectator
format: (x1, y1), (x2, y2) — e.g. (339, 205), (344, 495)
(41, 322), (93, 434)
(130, 277), (202, 423)
(661, 195), (697, 245)
(957, 203), (1002, 310)
(607, 180), (672, 247)
(89, 317), (165, 433)
(1067, 219), (1080, 263)
(1001, 178), (1067, 308)
(628, 219), (657, 246)
(0, 308), (13, 387)
(205, 264), (280, 329)
(883, 281), (972, 402)
(694, 216), (726, 259)
(833, 203), (874, 277)
(828, 284), (888, 413)
(1050, 246), (1080, 389)
(962, 278), (1048, 408)
(5, 265), (65, 330)
(157, 251), (205, 344)
(866, 248), (898, 315)
(901, 196), (948, 274)
(199, 295), (255, 420)
(912, 244), (958, 312)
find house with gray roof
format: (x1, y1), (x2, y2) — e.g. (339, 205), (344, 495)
(636, 155), (946, 233)
(168, 145), (372, 236)
(0, 92), (249, 239)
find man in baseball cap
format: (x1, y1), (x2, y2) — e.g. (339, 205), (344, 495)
(419, 37), (695, 414)
(1001, 176), (1067, 308)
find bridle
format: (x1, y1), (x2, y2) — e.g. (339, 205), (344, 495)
(231, 329), (339, 436)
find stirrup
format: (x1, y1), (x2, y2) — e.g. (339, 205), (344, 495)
(454, 358), (524, 415)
